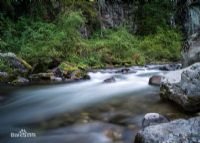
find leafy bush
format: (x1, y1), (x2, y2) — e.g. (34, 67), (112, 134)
(136, 0), (174, 35)
(0, 59), (12, 73)
(139, 28), (182, 62)
(0, 10), (182, 72)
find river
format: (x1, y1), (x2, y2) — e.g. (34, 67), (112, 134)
(0, 66), (191, 143)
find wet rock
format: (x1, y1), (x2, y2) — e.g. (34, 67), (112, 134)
(12, 77), (29, 85)
(120, 115), (144, 127)
(103, 77), (116, 83)
(0, 72), (9, 83)
(50, 76), (63, 82)
(160, 63), (200, 112)
(115, 68), (137, 74)
(141, 113), (170, 128)
(159, 63), (182, 71)
(29, 73), (54, 81)
(37, 122), (134, 143)
(0, 52), (32, 73)
(99, 111), (131, 124)
(51, 67), (64, 79)
(135, 116), (200, 143)
(69, 70), (85, 80)
(149, 75), (162, 86)
(58, 62), (89, 80)
(146, 64), (181, 71)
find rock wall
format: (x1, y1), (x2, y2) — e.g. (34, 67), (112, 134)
(176, 0), (200, 66)
(99, 0), (136, 32)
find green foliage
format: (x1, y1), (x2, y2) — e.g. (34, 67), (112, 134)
(0, 59), (12, 73)
(0, 10), (182, 72)
(139, 28), (182, 62)
(136, 0), (174, 35)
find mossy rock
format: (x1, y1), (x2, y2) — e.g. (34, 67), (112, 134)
(59, 62), (79, 72)
(0, 52), (32, 74)
(58, 62), (89, 80)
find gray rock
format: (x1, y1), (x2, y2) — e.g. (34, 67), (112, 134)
(115, 68), (137, 74)
(12, 77), (29, 84)
(0, 52), (32, 73)
(29, 73), (54, 81)
(160, 63), (200, 112)
(159, 64), (182, 71)
(145, 64), (182, 71)
(103, 77), (116, 83)
(182, 34), (200, 67)
(149, 75), (162, 86)
(0, 72), (9, 82)
(135, 116), (200, 143)
(50, 76), (63, 82)
(141, 113), (170, 128)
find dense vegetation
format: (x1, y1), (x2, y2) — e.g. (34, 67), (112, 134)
(0, 0), (182, 73)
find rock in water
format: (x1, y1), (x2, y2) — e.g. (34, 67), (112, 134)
(103, 77), (116, 83)
(135, 116), (200, 143)
(142, 113), (169, 128)
(160, 63), (200, 112)
(12, 77), (29, 85)
(149, 76), (162, 86)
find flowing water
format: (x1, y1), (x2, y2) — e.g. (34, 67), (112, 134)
(0, 66), (191, 143)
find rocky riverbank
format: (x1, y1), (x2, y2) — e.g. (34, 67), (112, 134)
(135, 116), (200, 143)
(136, 62), (200, 142)
(160, 63), (200, 112)
(0, 52), (90, 85)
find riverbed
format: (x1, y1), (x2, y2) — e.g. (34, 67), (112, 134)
(0, 66), (192, 143)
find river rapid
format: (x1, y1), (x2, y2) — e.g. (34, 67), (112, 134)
(0, 66), (191, 143)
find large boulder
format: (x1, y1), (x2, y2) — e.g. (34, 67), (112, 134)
(141, 113), (169, 128)
(160, 63), (200, 112)
(0, 52), (32, 73)
(149, 75), (162, 86)
(134, 116), (200, 143)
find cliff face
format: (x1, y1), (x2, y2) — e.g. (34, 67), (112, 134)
(180, 0), (200, 67)
(100, 0), (200, 66)
(99, 0), (136, 32)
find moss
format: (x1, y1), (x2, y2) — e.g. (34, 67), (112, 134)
(59, 62), (79, 72)
(16, 56), (32, 70)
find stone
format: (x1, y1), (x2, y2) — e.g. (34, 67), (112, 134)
(160, 63), (200, 112)
(115, 68), (137, 74)
(149, 75), (162, 86)
(32, 122), (134, 143)
(182, 34), (200, 67)
(0, 52), (32, 73)
(134, 116), (200, 143)
(142, 113), (170, 128)
(159, 64), (182, 71)
(99, 111), (131, 124)
(29, 73), (54, 81)
(51, 67), (64, 79)
(50, 76), (63, 82)
(103, 77), (116, 83)
(0, 72), (9, 83)
(12, 77), (29, 85)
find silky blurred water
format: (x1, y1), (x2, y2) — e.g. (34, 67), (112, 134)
(0, 67), (191, 143)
